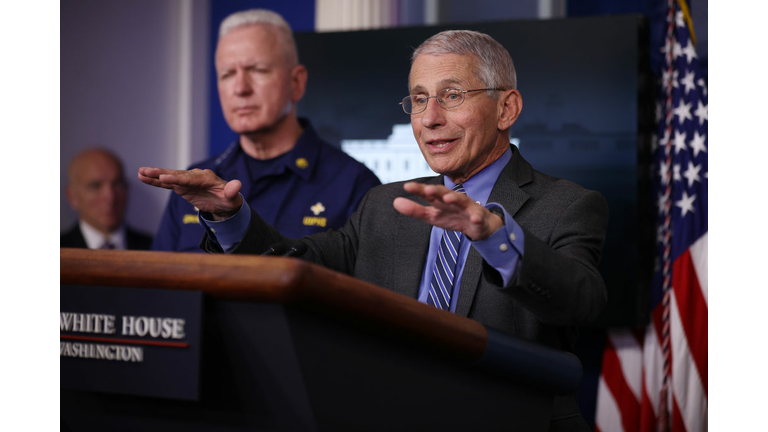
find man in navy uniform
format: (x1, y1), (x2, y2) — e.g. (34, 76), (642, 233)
(62, 148), (152, 250)
(151, 9), (380, 252)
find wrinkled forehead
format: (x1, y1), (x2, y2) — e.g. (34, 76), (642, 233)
(408, 53), (480, 92)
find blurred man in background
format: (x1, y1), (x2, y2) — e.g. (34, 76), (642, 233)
(151, 9), (380, 252)
(62, 148), (152, 250)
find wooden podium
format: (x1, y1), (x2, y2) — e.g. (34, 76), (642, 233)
(60, 248), (582, 432)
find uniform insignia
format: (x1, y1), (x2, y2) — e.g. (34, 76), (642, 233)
(295, 158), (309, 169)
(310, 202), (326, 215)
(304, 202), (327, 227)
(182, 214), (200, 224)
(303, 216), (327, 227)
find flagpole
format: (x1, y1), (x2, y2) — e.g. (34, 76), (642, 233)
(657, 0), (677, 430)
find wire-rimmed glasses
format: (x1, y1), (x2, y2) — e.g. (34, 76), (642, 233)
(400, 88), (504, 114)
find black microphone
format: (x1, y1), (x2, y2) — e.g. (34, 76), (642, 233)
(262, 242), (289, 256)
(282, 241), (308, 257)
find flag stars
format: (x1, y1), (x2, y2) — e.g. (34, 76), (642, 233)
(694, 101), (708, 125)
(672, 41), (684, 60)
(680, 70), (696, 95)
(676, 10), (685, 28)
(662, 69), (680, 89)
(673, 164), (682, 182)
(659, 128), (671, 148)
(697, 78), (707, 96)
(689, 131), (707, 157)
(682, 42), (698, 64)
(682, 162), (702, 187)
(673, 130), (688, 154)
(657, 191), (670, 215)
(673, 100), (693, 124)
(660, 160), (671, 185)
(676, 191), (696, 217)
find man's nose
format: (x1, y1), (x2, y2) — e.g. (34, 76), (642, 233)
(234, 71), (252, 95)
(420, 97), (445, 129)
(102, 183), (125, 204)
(99, 185), (116, 204)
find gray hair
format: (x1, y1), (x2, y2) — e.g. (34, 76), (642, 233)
(218, 9), (299, 66)
(412, 30), (517, 94)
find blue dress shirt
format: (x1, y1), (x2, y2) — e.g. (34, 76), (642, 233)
(415, 148), (525, 312)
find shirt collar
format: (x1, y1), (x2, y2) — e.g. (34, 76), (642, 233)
(281, 118), (321, 181)
(443, 146), (513, 206)
(215, 118), (322, 182)
(79, 220), (126, 250)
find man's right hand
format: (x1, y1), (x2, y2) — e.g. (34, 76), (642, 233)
(138, 167), (243, 220)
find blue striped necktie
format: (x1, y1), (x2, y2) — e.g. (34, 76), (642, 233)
(426, 184), (466, 311)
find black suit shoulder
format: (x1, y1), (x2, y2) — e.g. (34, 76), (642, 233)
(60, 225), (87, 248)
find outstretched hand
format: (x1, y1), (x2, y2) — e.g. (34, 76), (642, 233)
(138, 167), (243, 220)
(393, 182), (503, 240)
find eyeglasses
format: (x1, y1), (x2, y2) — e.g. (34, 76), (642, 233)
(400, 88), (504, 114)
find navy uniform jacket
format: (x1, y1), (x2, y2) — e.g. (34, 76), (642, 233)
(152, 119), (381, 252)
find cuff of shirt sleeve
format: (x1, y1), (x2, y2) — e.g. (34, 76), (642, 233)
(470, 202), (525, 286)
(199, 196), (251, 248)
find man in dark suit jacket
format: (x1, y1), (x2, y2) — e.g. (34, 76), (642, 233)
(62, 148), (152, 250)
(139, 30), (608, 430)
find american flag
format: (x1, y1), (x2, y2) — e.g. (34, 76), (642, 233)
(595, 0), (708, 431)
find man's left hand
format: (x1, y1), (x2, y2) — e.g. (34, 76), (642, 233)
(393, 182), (503, 240)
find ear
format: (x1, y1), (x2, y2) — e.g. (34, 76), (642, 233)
(497, 89), (523, 131)
(291, 64), (308, 102)
(65, 186), (80, 211)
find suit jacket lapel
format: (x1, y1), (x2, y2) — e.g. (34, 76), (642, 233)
(454, 147), (532, 317)
(64, 225), (89, 249)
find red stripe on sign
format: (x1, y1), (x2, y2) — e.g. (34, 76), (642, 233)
(672, 249), (708, 395)
(60, 334), (189, 348)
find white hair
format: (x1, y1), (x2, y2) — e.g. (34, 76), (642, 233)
(218, 9), (299, 65)
(412, 30), (517, 94)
